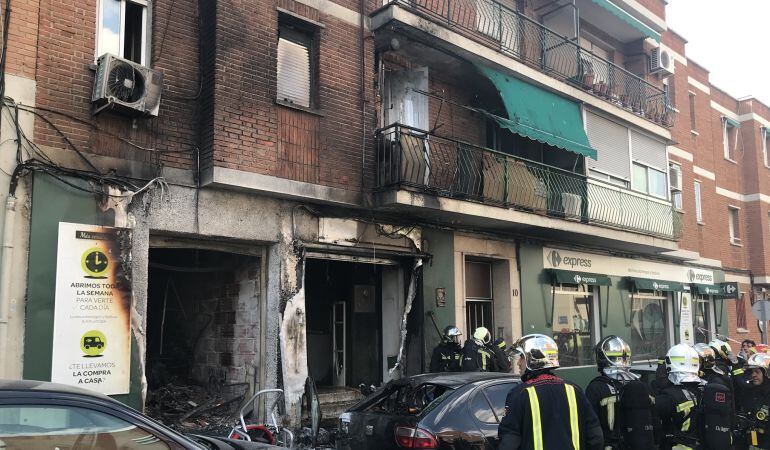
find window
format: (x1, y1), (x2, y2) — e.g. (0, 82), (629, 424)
(694, 181), (703, 223)
(551, 285), (595, 367)
(737, 293), (748, 330)
(0, 405), (171, 449)
(694, 295), (713, 344)
(688, 92), (697, 131)
(630, 293), (669, 361)
(632, 162), (667, 198)
(277, 17), (317, 108)
(470, 390), (497, 424)
(723, 117), (738, 160)
(589, 168), (629, 188)
(465, 261), (494, 334)
(96, 0), (148, 65)
(483, 383), (516, 420)
(762, 126), (769, 167)
(729, 206), (741, 244)
(669, 163), (682, 210)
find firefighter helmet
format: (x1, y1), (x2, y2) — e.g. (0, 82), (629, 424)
(595, 335), (632, 369)
(473, 327), (491, 344)
(747, 353), (770, 379)
(443, 325), (462, 343)
(665, 343), (702, 384)
(709, 338), (738, 364)
(694, 343), (724, 375)
(512, 334), (559, 373)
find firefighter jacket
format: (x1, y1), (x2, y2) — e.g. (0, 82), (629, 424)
(461, 338), (496, 372)
(429, 341), (462, 372)
(585, 375), (659, 450)
(498, 371), (604, 450)
(490, 338), (512, 373)
(737, 380), (770, 449)
(655, 383), (702, 450)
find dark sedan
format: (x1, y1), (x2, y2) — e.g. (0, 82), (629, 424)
(336, 372), (520, 450)
(0, 379), (283, 450)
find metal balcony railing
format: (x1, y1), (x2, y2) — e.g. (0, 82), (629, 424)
(376, 124), (682, 239)
(385, 0), (676, 127)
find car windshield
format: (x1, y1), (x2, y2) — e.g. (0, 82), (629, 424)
(365, 383), (453, 416)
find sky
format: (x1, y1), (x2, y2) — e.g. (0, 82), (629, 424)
(666, 0), (770, 105)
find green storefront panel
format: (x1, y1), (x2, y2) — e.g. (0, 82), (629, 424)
(550, 269), (612, 286)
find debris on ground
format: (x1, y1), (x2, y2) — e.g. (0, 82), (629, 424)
(293, 427), (337, 449)
(146, 381), (249, 436)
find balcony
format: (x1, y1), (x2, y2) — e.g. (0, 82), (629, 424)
(376, 124), (682, 240)
(373, 0), (676, 128)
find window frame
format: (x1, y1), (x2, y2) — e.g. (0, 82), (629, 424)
(728, 205), (741, 245)
(550, 284), (599, 368)
(669, 162), (682, 211)
(632, 161), (667, 199)
(688, 91), (697, 132)
(95, 0), (149, 66)
(694, 180), (703, 223)
(629, 290), (673, 362)
(723, 118), (738, 161)
(276, 13), (320, 110)
(693, 294), (715, 344)
(762, 126), (769, 168)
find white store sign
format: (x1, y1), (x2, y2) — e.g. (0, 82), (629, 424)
(542, 247), (714, 284)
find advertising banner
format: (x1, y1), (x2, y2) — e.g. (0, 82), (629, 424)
(679, 292), (694, 345)
(51, 222), (132, 395)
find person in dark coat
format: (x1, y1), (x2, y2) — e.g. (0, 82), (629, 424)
(498, 333), (603, 450)
(429, 325), (463, 372)
(462, 327), (496, 372)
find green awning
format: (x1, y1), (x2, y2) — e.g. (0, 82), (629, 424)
(589, 0), (661, 42)
(477, 66), (598, 160)
(629, 277), (685, 292)
(550, 269), (612, 286)
(692, 282), (740, 299)
(723, 116), (741, 128)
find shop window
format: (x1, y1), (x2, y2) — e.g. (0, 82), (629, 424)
(694, 295), (713, 344)
(96, 0), (148, 65)
(630, 291), (669, 361)
(632, 162), (667, 198)
(277, 15), (318, 109)
(551, 285), (594, 367)
(465, 261), (494, 334)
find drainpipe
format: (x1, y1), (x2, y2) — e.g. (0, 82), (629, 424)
(0, 194), (17, 377)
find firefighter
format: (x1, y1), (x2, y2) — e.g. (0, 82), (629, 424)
(429, 325), (463, 372)
(710, 338), (743, 380)
(694, 343), (729, 386)
(585, 335), (658, 450)
(490, 337), (513, 373)
(461, 327), (496, 372)
(736, 353), (770, 449)
(655, 343), (705, 450)
(498, 334), (603, 450)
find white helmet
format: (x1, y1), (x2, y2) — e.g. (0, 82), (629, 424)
(747, 353), (770, 379)
(709, 338), (738, 364)
(665, 343), (703, 385)
(512, 334), (560, 373)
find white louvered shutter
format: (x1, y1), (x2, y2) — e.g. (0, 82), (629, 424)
(277, 37), (311, 108)
(630, 130), (667, 170)
(585, 111), (631, 180)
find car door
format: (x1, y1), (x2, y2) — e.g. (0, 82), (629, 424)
(468, 381), (518, 450)
(0, 398), (195, 449)
(338, 384), (416, 450)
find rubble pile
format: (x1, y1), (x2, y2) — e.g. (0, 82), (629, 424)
(146, 382), (249, 436)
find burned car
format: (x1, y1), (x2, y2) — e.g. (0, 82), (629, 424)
(336, 372), (519, 449)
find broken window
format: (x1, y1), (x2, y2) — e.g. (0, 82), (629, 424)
(97, 0), (148, 65)
(465, 261), (494, 334)
(551, 284), (594, 367)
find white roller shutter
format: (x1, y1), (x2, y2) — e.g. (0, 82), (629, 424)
(585, 111), (631, 180)
(277, 37), (311, 108)
(631, 130), (667, 170)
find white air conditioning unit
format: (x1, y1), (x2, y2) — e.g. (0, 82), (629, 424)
(650, 47), (675, 77)
(669, 164), (682, 191)
(92, 54), (163, 117)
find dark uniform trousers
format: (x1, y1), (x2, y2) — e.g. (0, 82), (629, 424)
(498, 371), (603, 450)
